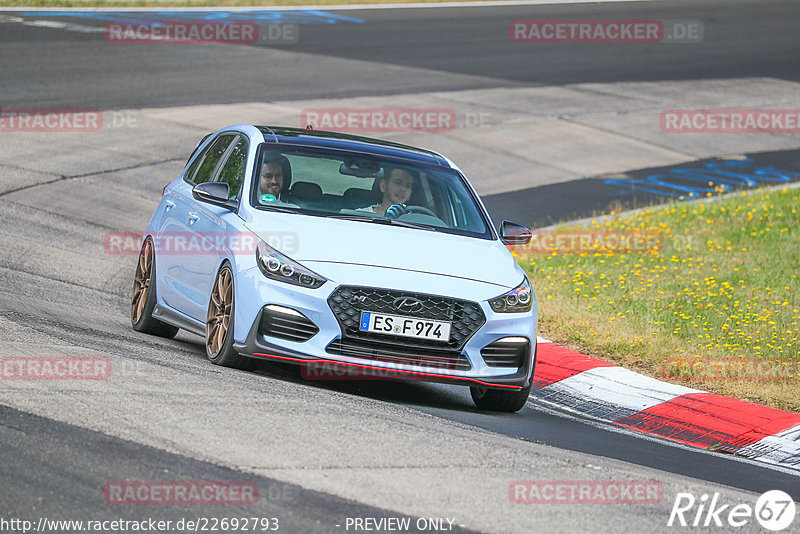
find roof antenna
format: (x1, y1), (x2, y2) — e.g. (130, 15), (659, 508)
(306, 124), (314, 130)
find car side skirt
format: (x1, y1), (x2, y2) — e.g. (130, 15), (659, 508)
(152, 303), (206, 337)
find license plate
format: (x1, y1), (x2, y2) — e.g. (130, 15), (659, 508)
(359, 311), (451, 342)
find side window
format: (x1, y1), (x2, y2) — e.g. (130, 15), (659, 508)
(448, 187), (468, 227)
(444, 180), (485, 232)
(183, 149), (205, 185)
(185, 134), (211, 166)
(415, 173), (436, 211)
(426, 177), (454, 226)
(191, 134), (236, 185)
(216, 137), (249, 201)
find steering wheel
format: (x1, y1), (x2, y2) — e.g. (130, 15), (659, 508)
(404, 205), (438, 218)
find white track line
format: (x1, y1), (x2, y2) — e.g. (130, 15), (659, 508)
(533, 366), (702, 420)
(737, 424), (800, 469)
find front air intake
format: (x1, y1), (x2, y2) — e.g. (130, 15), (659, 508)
(481, 337), (530, 368)
(259, 305), (319, 342)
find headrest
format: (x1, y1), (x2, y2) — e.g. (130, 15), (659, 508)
(291, 181), (323, 201)
(343, 187), (376, 208)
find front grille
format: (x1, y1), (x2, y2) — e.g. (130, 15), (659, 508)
(259, 306), (319, 342)
(326, 339), (471, 371)
(327, 286), (485, 351)
(481, 338), (529, 368)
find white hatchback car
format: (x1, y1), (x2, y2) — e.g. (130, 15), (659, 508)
(132, 125), (537, 411)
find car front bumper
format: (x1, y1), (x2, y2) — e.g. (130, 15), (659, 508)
(231, 266), (538, 390)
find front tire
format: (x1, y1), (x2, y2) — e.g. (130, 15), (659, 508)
(205, 263), (254, 370)
(131, 237), (179, 339)
(470, 384), (532, 412)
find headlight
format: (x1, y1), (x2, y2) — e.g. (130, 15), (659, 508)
(256, 241), (327, 289)
(489, 277), (533, 313)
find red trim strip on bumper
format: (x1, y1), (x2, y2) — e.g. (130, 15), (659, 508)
(251, 352), (522, 390)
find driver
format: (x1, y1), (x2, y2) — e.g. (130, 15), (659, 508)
(357, 166), (416, 217)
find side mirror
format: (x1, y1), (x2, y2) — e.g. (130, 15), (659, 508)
(500, 220), (532, 245)
(192, 182), (238, 210)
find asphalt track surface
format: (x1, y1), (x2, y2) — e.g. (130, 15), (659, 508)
(0, 0), (798, 109)
(1, 405), (477, 533)
(482, 148), (800, 227)
(2, 1), (800, 531)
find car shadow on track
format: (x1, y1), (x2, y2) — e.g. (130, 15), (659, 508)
(247, 356), (497, 413)
(275, 365), (473, 407)
(168, 331), (519, 415)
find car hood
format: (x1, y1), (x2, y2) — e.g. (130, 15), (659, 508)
(245, 214), (521, 289)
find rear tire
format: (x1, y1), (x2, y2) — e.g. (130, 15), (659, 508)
(131, 237), (179, 339)
(206, 263), (255, 371)
(470, 384), (532, 412)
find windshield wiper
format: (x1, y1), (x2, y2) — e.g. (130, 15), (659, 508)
(258, 205), (302, 214)
(326, 214), (436, 231)
(325, 213), (380, 222)
(383, 219), (437, 231)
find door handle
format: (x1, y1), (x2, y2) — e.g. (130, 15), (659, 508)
(188, 212), (199, 224)
(164, 200), (175, 212)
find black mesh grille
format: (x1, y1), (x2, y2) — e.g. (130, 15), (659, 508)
(326, 339), (471, 371)
(481, 339), (529, 368)
(259, 307), (319, 342)
(327, 286), (485, 350)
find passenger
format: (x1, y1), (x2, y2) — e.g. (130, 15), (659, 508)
(258, 152), (292, 204)
(357, 166), (416, 217)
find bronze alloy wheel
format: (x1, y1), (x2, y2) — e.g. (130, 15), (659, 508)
(131, 239), (153, 325)
(206, 266), (233, 358)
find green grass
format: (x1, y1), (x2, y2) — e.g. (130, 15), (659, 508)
(519, 186), (800, 411)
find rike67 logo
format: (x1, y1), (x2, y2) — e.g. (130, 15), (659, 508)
(668, 490), (796, 531)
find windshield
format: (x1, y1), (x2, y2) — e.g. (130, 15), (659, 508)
(249, 145), (493, 239)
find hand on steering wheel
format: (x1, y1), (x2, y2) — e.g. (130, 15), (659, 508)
(385, 203), (409, 219)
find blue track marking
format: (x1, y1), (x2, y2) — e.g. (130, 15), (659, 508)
(19, 10), (366, 25)
(603, 158), (800, 199)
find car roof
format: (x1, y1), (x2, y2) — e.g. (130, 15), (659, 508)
(254, 126), (450, 167)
